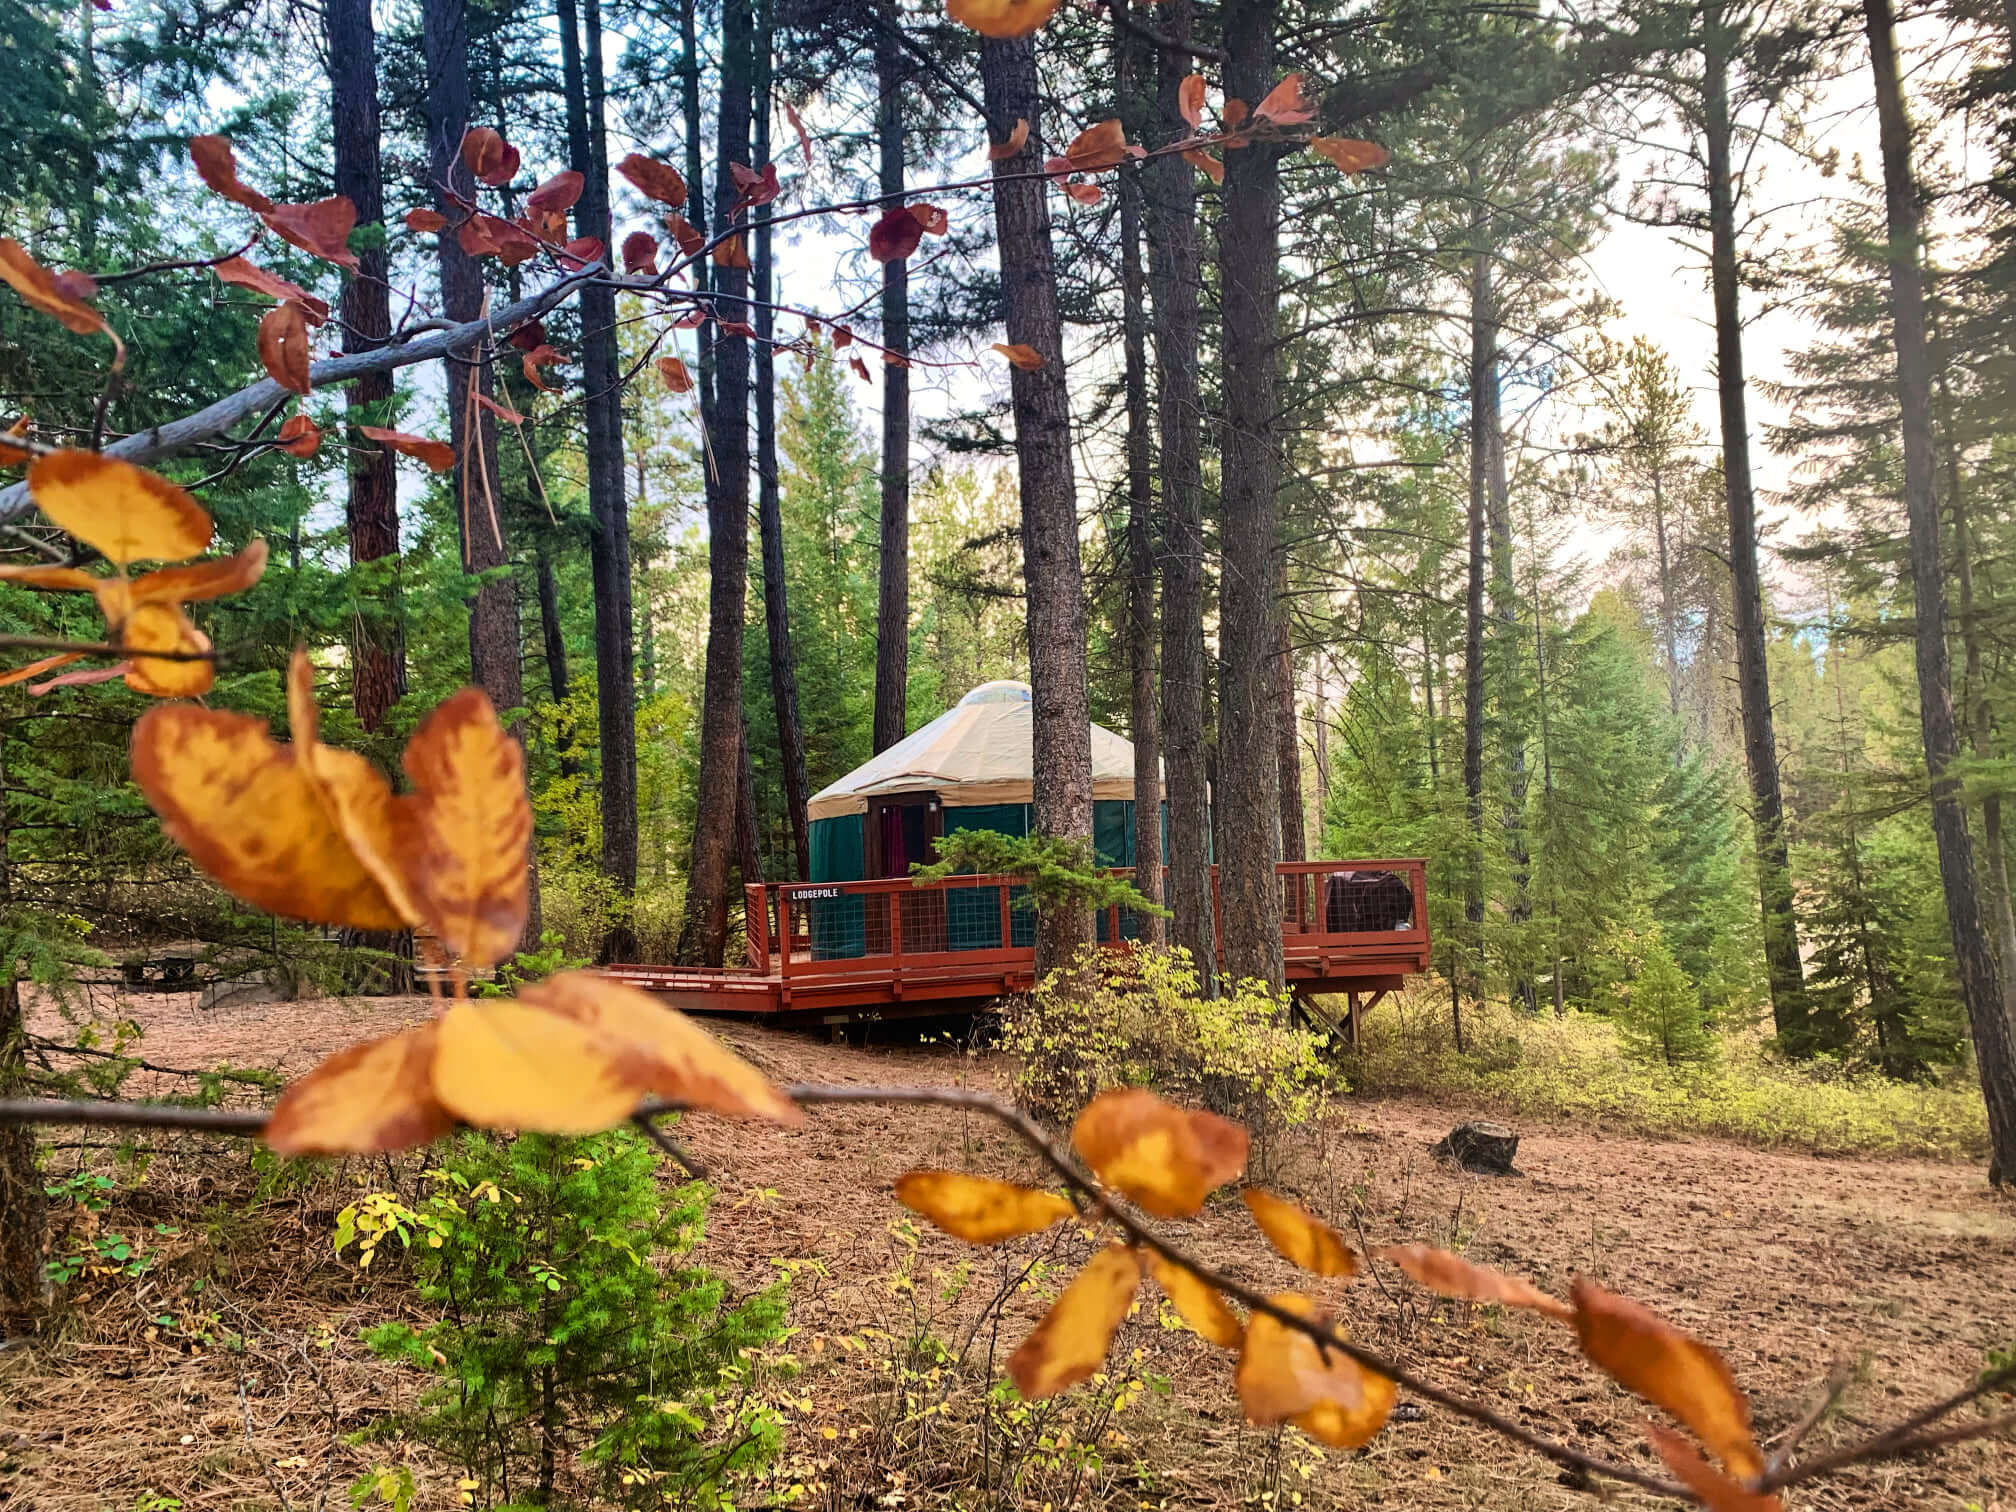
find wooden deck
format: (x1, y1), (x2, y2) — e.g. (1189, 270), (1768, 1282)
(604, 860), (1431, 1026)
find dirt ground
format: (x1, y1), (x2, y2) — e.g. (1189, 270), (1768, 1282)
(4, 989), (2013, 1511)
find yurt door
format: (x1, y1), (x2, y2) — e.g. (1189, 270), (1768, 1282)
(868, 796), (944, 955)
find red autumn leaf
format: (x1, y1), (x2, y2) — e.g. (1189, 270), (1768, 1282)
(508, 320), (548, 352)
(1062, 180), (1103, 206)
(657, 356), (693, 393)
(33, 662), (129, 695)
(617, 153), (688, 208)
(213, 256), (329, 326)
(910, 203), (949, 236)
(868, 206), (925, 263)
(1179, 75), (1207, 128)
(620, 230), (660, 275)
(1253, 73), (1316, 125)
(715, 318), (757, 339)
(556, 236), (606, 270)
(848, 354), (871, 382)
(474, 393), (526, 425)
(458, 213), (541, 266)
(1184, 148), (1225, 183)
(784, 101), (815, 168)
(729, 160), (782, 213)
(1309, 137), (1390, 174)
(665, 215), (705, 257)
(1065, 120), (1131, 171)
(526, 170), (585, 218)
(275, 412), (321, 459)
(188, 135), (275, 213)
(261, 198), (360, 270)
(521, 343), (567, 392)
(831, 325), (854, 348)
(460, 127), (520, 187)
(404, 207), (448, 233)
(360, 425), (455, 472)
(988, 118), (1030, 161)
(257, 301), (313, 396)
(1223, 98), (1250, 129)
(672, 309), (707, 329)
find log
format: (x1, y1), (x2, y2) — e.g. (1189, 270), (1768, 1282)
(1431, 1119), (1520, 1175)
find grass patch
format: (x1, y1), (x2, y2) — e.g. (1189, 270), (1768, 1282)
(1343, 985), (1989, 1161)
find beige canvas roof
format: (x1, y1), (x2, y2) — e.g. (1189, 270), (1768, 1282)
(807, 680), (1158, 820)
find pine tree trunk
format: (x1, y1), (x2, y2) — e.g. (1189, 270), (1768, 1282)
(326, 0), (403, 734)
(1218, 0), (1286, 993)
(0, 748), (41, 1321)
(677, 0), (755, 967)
(752, 7), (808, 880)
(1275, 614), (1305, 864)
(1462, 251), (1490, 1015)
(1704, 8), (1810, 1048)
(1651, 469), (1683, 720)
(1117, 1), (1163, 942)
(534, 532), (580, 782)
(424, 0), (530, 962)
(1864, 0), (2016, 1183)
(873, 19), (912, 755)
(1145, 0), (1214, 990)
(979, 35), (1095, 976)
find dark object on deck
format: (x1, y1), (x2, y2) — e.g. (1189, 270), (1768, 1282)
(1432, 1120), (1520, 1175)
(1325, 870), (1413, 933)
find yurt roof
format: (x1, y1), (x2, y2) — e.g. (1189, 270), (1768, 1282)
(806, 680), (1156, 820)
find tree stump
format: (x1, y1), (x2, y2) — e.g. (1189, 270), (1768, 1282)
(1432, 1120), (1521, 1175)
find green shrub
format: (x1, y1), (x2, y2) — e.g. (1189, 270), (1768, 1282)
(354, 1128), (785, 1510)
(1348, 984), (1989, 1160)
(1000, 945), (1329, 1172)
(1609, 930), (1716, 1067)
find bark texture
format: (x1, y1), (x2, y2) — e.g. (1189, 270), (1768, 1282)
(1216, 0), (1285, 992)
(1864, 0), (2016, 1183)
(1145, 0), (1214, 989)
(326, 0), (403, 733)
(677, 0), (756, 966)
(1704, 6), (1810, 1047)
(980, 35), (1095, 975)
(873, 19), (912, 755)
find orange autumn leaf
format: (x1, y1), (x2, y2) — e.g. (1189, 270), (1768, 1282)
(657, 356), (693, 392)
(0, 415), (31, 465)
(262, 1023), (456, 1156)
(432, 997), (649, 1135)
(130, 705), (410, 931)
(1183, 148), (1225, 183)
(1179, 75), (1207, 128)
(0, 238), (112, 341)
(894, 1170), (1074, 1243)
(459, 213), (542, 266)
(395, 687), (530, 967)
(360, 426), (455, 472)
(257, 301), (313, 396)
(276, 412), (321, 458)
(261, 197), (361, 270)
(460, 126), (521, 187)
(848, 355), (871, 383)
(1253, 73), (1316, 125)
(910, 203), (949, 236)
(1571, 1277), (1763, 1480)
(992, 342), (1044, 371)
(1243, 1189), (1360, 1278)
(987, 118), (1030, 161)
(831, 325), (854, 349)
(404, 207), (449, 233)
(129, 539), (270, 612)
(0, 652), (86, 689)
(1645, 1423), (1782, 1512)
(1236, 1293), (1394, 1448)
(1148, 1252), (1243, 1348)
(474, 393), (525, 425)
(1007, 1245), (1140, 1399)
(945, 0), (1060, 40)
(1064, 119), (1131, 171)
(869, 207), (925, 263)
(1222, 98), (1250, 129)
(187, 134), (275, 213)
(27, 451), (211, 565)
(665, 214), (705, 257)
(1061, 178), (1103, 206)
(1375, 1244), (1573, 1321)
(0, 563), (98, 594)
(526, 169), (584, 217)
(517, 970), (802, 1123)
(1070, 1087), (1248, 1217)
(618, 153), (688, 208)
(212, 257), (329, 326)
(1309, 136), (1390, 174)
(713, 234), (750, 270)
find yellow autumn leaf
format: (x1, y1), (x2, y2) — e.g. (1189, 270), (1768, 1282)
(1007, 1244), (1140, 1399)
(1236, 1292), (1394, 1448)
(1147, 1251), (1243, 1348)
(399, 687), (531, 967)
(1070, 1087), (1248, 1217)
(27, 450), (211, 565)
(893, 1170), (1073, 1244)
(263, 1024), (457, 1156)
(432, 998), (645, 1135)
(1243, 1189), (1360, 1278)
(120, 601), (213, 698)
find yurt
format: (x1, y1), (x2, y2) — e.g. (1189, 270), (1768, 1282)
(802, 680), (1162, 955)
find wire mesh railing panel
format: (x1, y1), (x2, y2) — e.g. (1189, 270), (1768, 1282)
(1315, 869), (1415, 934)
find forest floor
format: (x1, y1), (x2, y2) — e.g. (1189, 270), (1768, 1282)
(4, 988), (2014, 1512)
